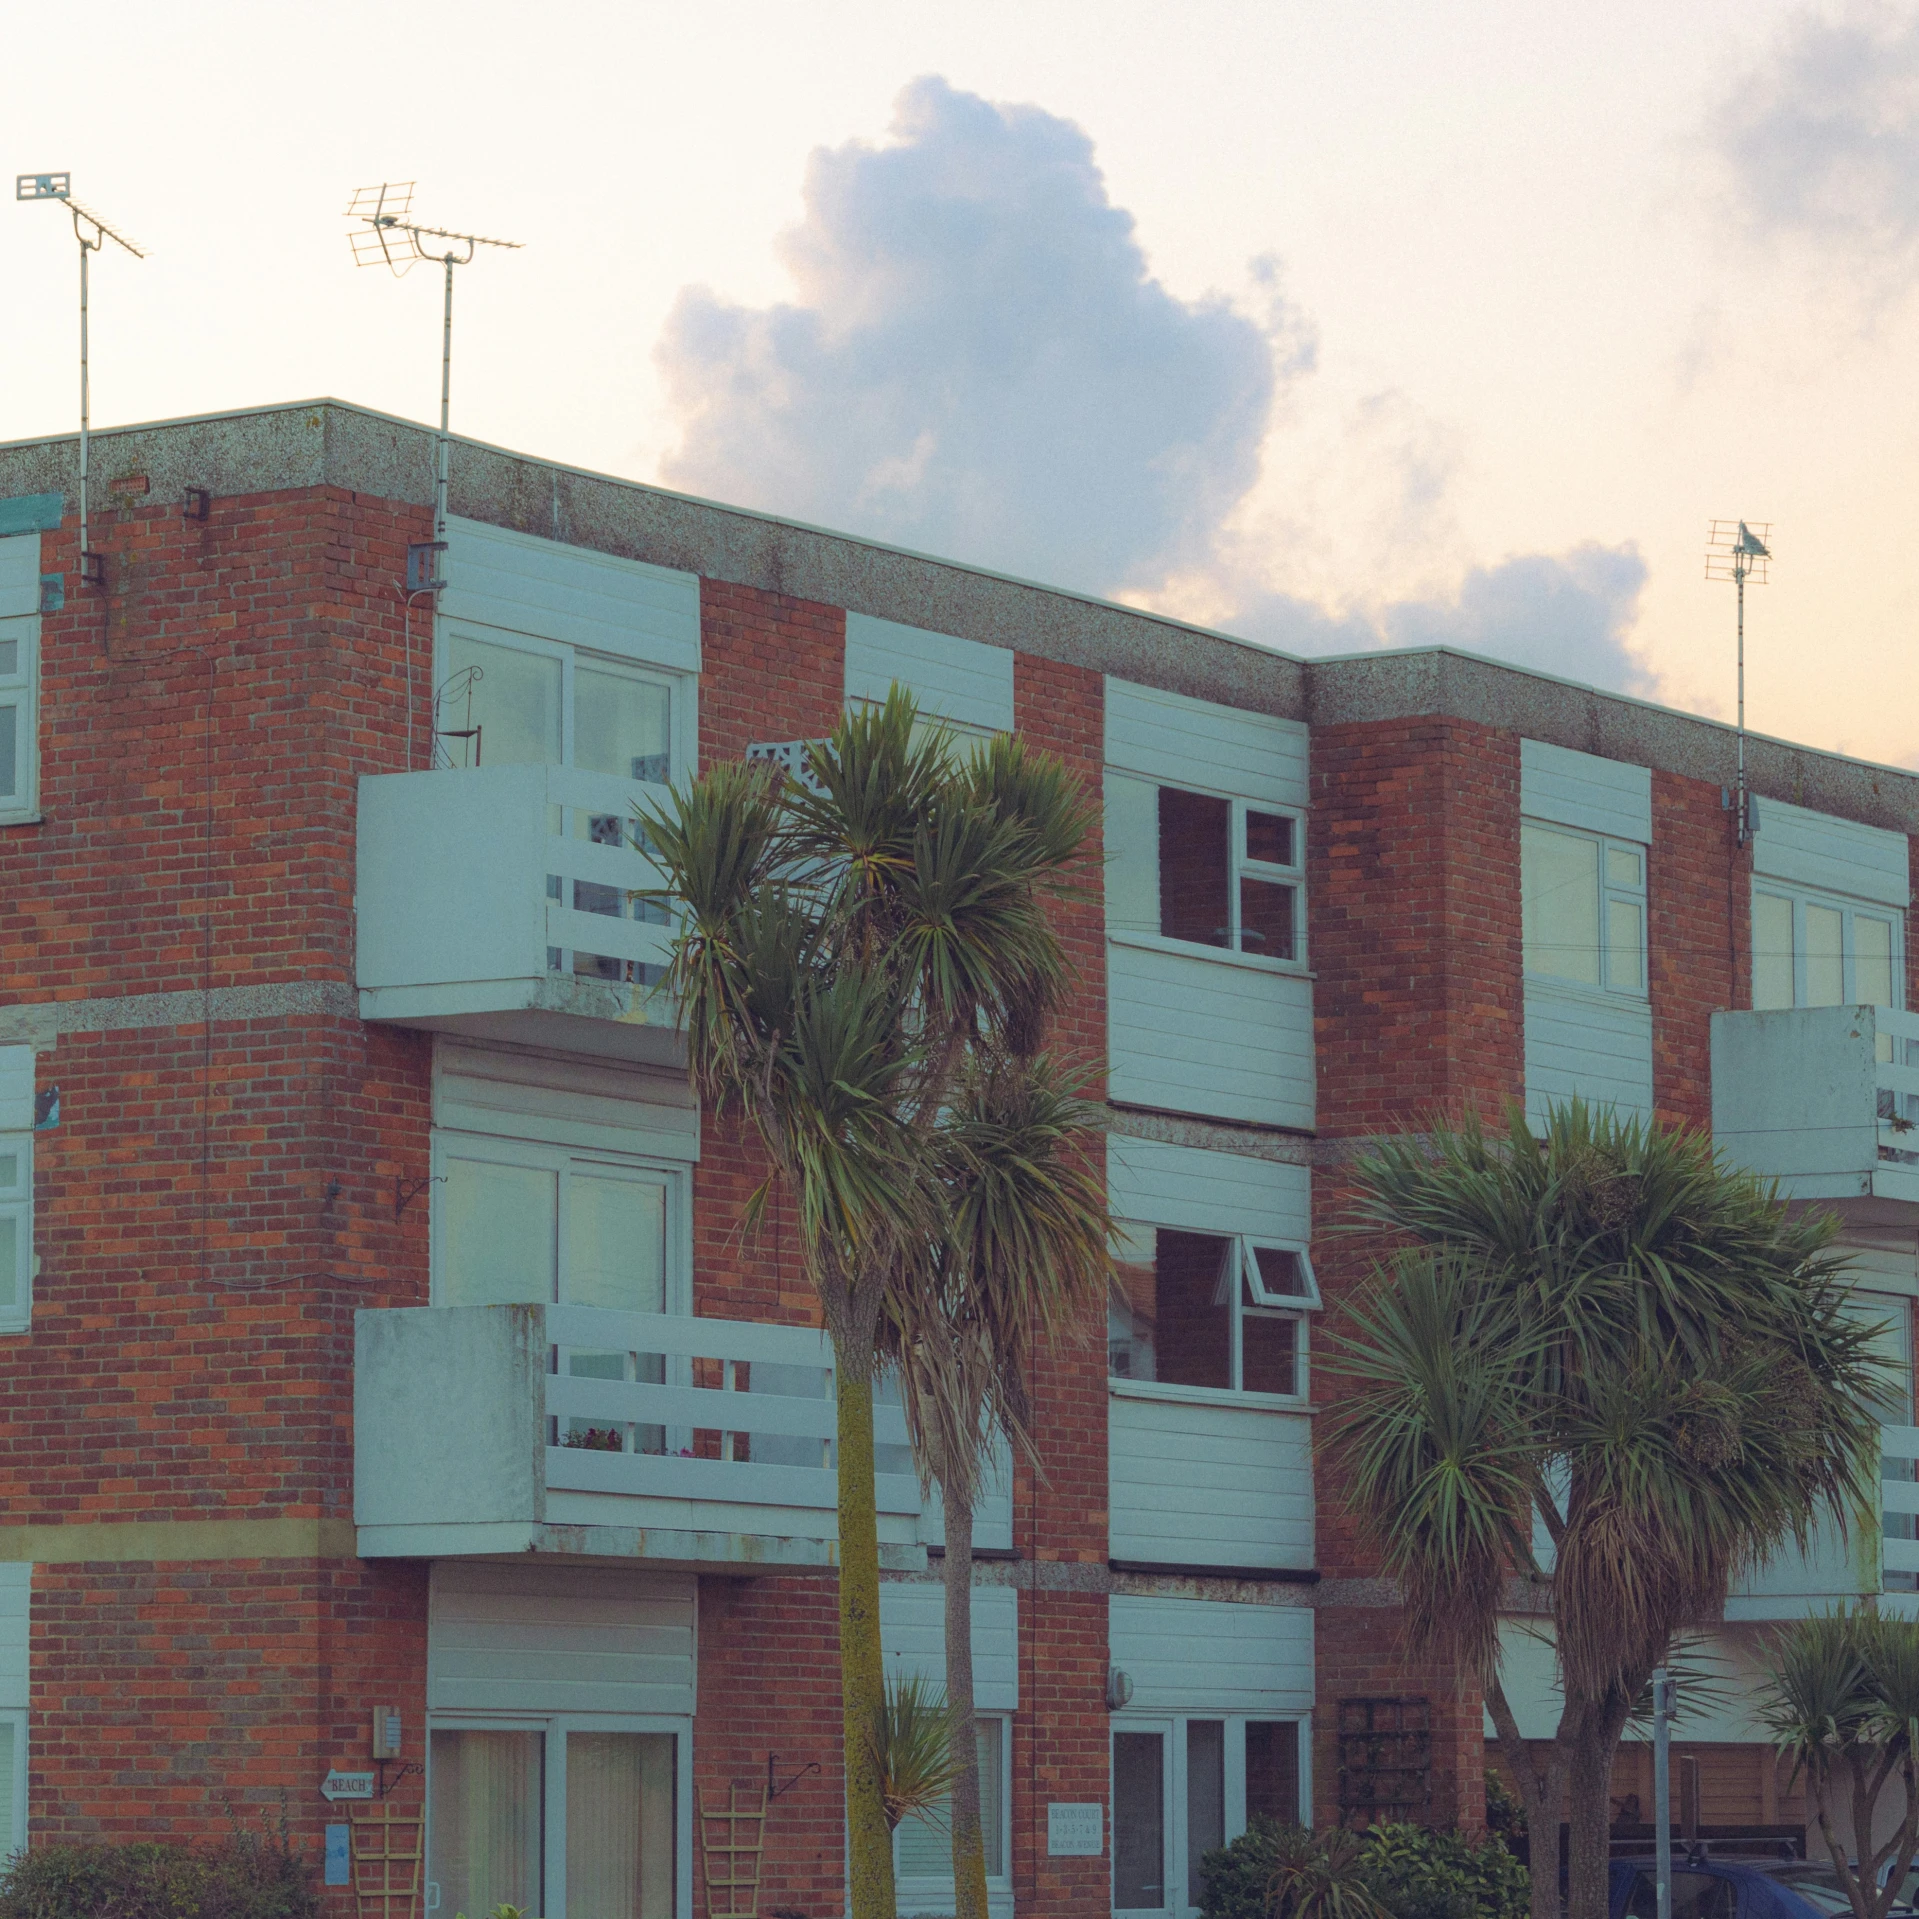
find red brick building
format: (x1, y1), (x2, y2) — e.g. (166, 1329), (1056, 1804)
(0, 400), (1914, 1916)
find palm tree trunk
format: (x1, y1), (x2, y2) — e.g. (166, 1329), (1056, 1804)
(1485, 1674), (1567, 1919)
(1565, 1694), (1632, 1919)
(941, 1477), (991, 1919)
(836, 1340), (898, 1919)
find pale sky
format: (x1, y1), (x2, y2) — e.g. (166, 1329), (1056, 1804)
(4, 1), (1916, 766)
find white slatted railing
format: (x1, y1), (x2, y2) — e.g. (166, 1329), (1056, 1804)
(542, 766), (675, 983)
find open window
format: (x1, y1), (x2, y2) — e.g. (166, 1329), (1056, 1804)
(1108, 1226), (1319, 1398)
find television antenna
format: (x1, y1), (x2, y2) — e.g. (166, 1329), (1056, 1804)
(16, 172), (147, 590)
(1706, 519), (1772, 846)
(346, 183), (521, 556)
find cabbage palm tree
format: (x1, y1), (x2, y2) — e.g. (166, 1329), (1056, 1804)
(888, 1054), (1111, 1919)
(1326, 1100), (1884, 1919)
(640, 690), (1091, 1919)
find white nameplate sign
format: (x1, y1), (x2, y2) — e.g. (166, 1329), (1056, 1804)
(1047, 1801), (1103, 1856)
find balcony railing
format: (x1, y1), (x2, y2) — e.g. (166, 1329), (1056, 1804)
(1711, 1005), (1919, 1205)
(354, 1302), (926, 1569)
(356, 763), (676, 1058)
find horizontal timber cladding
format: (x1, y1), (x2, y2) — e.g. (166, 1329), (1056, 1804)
(431, 1036), (699, 1160)
(1754, 796), (1912, 907)
(426, 1560), (696, 1717)
(878, 1581), (1019, 1710)
(1107, 940), (1313, 1127)
(1520, 737), (1653, 841)
(1107, 1593), (1314, 1714)
(1523, 987), (1655, 1126)
(441, 515), (702, 673)
(1106, 1133), (1309, 1240)
(843, 611), (1015, 733)
(1104, 677), (1308, 809)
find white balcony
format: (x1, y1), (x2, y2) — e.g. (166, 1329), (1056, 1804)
(356, 764), (678, 1064)
(1107, 1384), (1314, 1573)
(1711, 1005), (1919, 1210)
(354, 1303), (928, 1570)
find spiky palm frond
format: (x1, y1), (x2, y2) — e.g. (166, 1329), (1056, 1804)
(1264, 1826), (1394, 1919)
(869, 1674), (969, 1833)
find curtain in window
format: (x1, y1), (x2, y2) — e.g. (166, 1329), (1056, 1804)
(566, 1732), (675, 1919)
(895, 1720), (1005, 1880)
(429, 1729), (543, 1917)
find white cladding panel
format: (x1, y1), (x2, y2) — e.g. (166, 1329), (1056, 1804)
(442, 516), (701, 674)
(920, 1438), (1014, 1553)
(1104, 680), (1307, 810)
(844, 614), (1014, 734)
(1106, 1135), (1309, 1242)
(1108, 1594), (1313, 1714)
(0, 536), (38, 618)
(1524, 988), (1654, 1128)
(879, 1582), (1019, 1711)
(1755, 798), (1910, 908)
(433, 1037), (699, 1162)
(1109, 1394), (1313, 1570)
(1108, 943), (1314, 1129)
(0, 1565), (27, 1711)
(0, 1048), (32, 1133)
(428, 1560), (696, 1716)
(1519, 739), (1652, 843)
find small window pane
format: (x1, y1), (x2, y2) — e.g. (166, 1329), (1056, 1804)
(1239, 878), (1297, 960)
(1186, 1721), (1225, 1909)
(0, 1212), (17, 1312)
(1606, 845), (1642, 889)
(1858, 916), (1897, 1010)
(1246, 811), (1295, 867)
(1159, 789), (1231, 947)
(1807, 903), (1844, 1007)
(1241, 1310), (1299, 1396)
(1250, 1246), (1309, 1298)
(1607, 897), (1644, 993)
(1105, 775), (1161, 937)
(0, 1154), (18, 1192)
(1246, 1721), (1301, 1825)
(0, 703), (17, 802)
(428, 1729), (544, 1919)
(1753, 892), (1795, 1010)
(566, 1730), (675, 1919)
(576, 666), (671, 785)
(1522, 825), (1601, 986)
(564, 1172), (666, 1314)
(0, 1722), (13, 1857)
(1148, 1230), (1234, 1390)
(442, 1158), (557, 1305)
(444, 633), (563, 768)
(0, 638), (17, 677)
(1112, 1731), (1166, 1910)
(1109, 1223), (1160, 1381)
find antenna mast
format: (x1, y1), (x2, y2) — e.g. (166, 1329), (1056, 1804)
(346, 184), (521, 556)
(16, 173), (147, 590)
(1706, 519), (1772, 846)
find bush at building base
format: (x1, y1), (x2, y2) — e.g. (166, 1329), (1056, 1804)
(0, 1821), (319, 1919)
(1198, 1817), (1531, 1919)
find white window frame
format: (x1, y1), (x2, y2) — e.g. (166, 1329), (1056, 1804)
(424, 1710), (693, 1919)
(1106, 775), (1308, 974)
(0, 612), (35, 826)
(429, 1131), (692, 1317)
(0, 1133), (31, 1337)
(1111, 1713), (1310, 1919)
(1521, 820), (1648, 999)
(1108, 1225), (1320, 1406)
(1751, 883), (1905, 1014)
(892, 1712), (1014, 1915)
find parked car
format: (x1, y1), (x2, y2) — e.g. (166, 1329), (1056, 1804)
(1608, 1855), (1913, 1919)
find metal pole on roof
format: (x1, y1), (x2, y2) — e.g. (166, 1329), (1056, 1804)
(1707, 521), (1773, 845)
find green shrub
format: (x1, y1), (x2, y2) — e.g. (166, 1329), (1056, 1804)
(1198, 1818), (1529, 1919)
(0, 1812), (320, 1919)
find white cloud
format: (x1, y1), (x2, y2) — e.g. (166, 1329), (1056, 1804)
(657, 76), (1291, 595)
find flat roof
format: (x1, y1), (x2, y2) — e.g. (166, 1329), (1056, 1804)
(3, 397), (1913, 833)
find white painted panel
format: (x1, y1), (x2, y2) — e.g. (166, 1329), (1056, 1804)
(1109, 1593), (1314, 1714)
(0, 1565), (28, 1712)
(0, 1050), (31, 1134)
(443, 517), (701, 674)
(879, 1582), (1019, 1710)
(1109, 1393), (1313, 1569)
(919, 1437), (1014, 1553)
(1756, 798), (1910, 908)
(1524, 986), (1654, 1127)
(428, 1560), (696, 1716)
(1520, 739), (1652, 843)
(1104, 680), (1307, 810)
(845, 613), (1014, 734)
(1107, 1135), (1308, 1240)
(1108, 942), (1314, 1128)
(434, 1037), (699, 1162)
(0, 537), (37, 619)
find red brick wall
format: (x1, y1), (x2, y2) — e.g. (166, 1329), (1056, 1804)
(1650, 771), (1740, 1129)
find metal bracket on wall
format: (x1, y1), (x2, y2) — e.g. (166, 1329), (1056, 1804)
(393, 1174), (443, 1221)
(767, 1754), (820, 1802)
(184, 487), (211, 522)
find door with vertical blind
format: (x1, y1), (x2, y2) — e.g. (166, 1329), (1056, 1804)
(427, 1718), (683, 1919)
